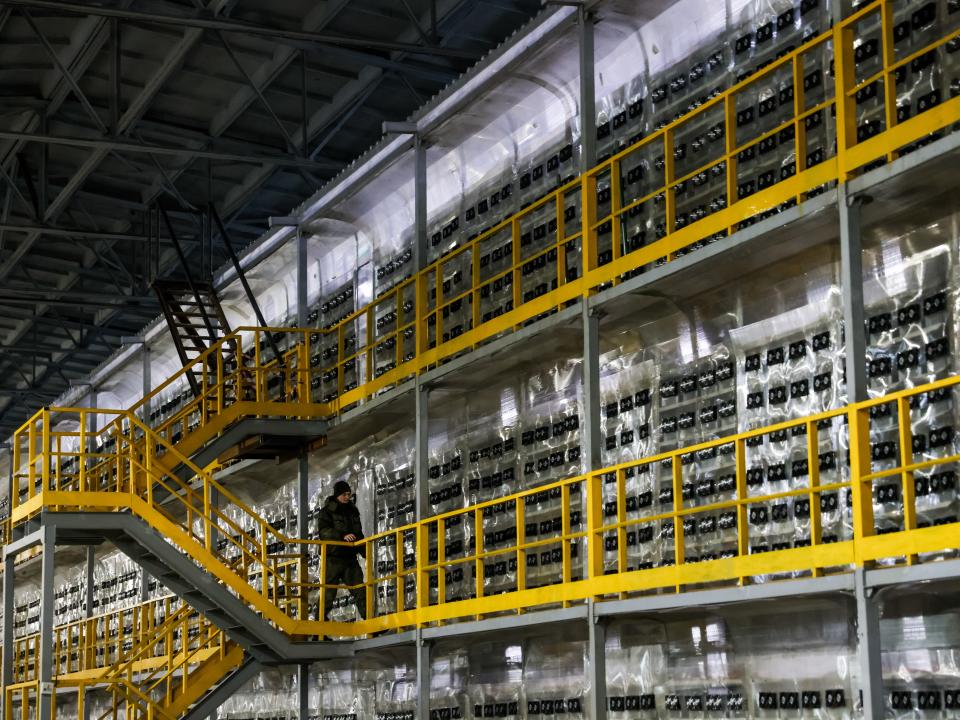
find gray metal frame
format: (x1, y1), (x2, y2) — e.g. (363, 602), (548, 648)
(9, 4), (960, 719)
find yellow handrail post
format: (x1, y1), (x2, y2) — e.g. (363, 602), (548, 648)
(897, 397), (918, 565)
(394, 531), (405, 616)
(472, 509), (484, 618)
(470, 243), (481, 344)
(615, 468), (628, 576)
(41, 408), (50, 494)
(364, 540), (374, 623)
(515, 497), (527, 593)
(510, 216), (522, 331)
(203, 481), (213, 552)
(848, 405), (874, 565)
(663, 128), (677, 261)
(581, 170), (598, 281)
(436, 518), (446, 606)
(879, 0), (897, 164)
(561, 483), (573, 608)
(416, 520), (430, 614)
(833, 14), (858, 179)
(724, 93), (737, 236)
(585, 471), (604, 583)
(671, 455), (685, 592)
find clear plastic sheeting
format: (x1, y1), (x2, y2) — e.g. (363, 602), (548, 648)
(12, 580), (40, 638)
(523, 639), (589, 719)
(219, 656), (417, 720)
(594, 0), (835, 270)
(860, 216), (959, 543)
(430, 649), (470, 719)
(595, 241), (847, 575)
(431, 632), (589, 720)
(606, 597), (856, 718)
(846, 0), (960, 170)
(219, 668), (298, 720)
(467, 642), (524, 719)
(878, 580), (960, 717)
(422, 352), (585, 600)
(730, 280), (848, 561)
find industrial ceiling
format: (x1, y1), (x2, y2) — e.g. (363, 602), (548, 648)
(0, 0), (542, 437)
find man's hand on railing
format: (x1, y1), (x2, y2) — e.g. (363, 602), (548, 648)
(343, 533), (357, 542)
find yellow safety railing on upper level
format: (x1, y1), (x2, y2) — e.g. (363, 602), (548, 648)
(9, 369), (960, 638)
(64, 0), (958, 464)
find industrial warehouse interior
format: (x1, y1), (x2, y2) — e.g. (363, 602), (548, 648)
(0, 0), (959, 718)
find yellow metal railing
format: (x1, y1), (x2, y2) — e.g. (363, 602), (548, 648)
(9, 370), (960, 638)
(3, 596), (238, 720)
(43, 0), (956, 467)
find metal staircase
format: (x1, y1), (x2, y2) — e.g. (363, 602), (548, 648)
(12, 407), (352, 663)
(153, 279), (234, 398)
(88, 602), (258, 720)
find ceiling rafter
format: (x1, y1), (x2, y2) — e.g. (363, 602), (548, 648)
(0, 0), (543, 433)
(3, 0), (480, 59)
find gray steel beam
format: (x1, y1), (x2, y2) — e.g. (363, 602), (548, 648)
(416, 629), (430, 720)
(577, 6), (596, 172)
(84, 546), (94, 619)
(587, 600), (606, 720)
(415, 379), (430, 522)
(583, 290), (604, 720)
(141, 341), (151, 422)
(298, 663), (310, 720)
(414, 134), (428, 272)
(0, 295), (155, 309)
(855, 568), (884, 720)
(84, 541), (94, 720)
(22, 8), (109, 136)
(839, 185), (867, 402)
(0, 129), (340, 169)
(593, 574), (855, 617)
(111, 17), (120, 136)
(420, 605), (589, 641)
(2, 554), (14, 699)
(217, 32), (300, 155)
(866, 557), (960, 587)
(3, 0), (479, 59)
(38, 524), (55, 720)
(297, 230), (308, 327)
(207, 0), (351, 142)
(0, 156), (37, 221)
(0, 287), (151, 303)
(581, 304), (601, 472)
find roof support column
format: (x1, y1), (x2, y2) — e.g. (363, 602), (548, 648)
(416, 628), (431, 720)
(2, 551), (14, 720)
(578, 4), (596, 172)
(855, 568), (884, 719)
(415, 133), (429, 272)
(37, 524), (55, 720)
(582, 303), (605, 719)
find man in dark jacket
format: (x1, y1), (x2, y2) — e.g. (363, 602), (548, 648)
(316, 480), (367, 621)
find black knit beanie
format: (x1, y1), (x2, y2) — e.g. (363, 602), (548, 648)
(332, 480), (352, 497)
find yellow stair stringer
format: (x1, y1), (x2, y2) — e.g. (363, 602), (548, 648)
(93, 617), (244, 720)
(49, 587), (247, 720)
